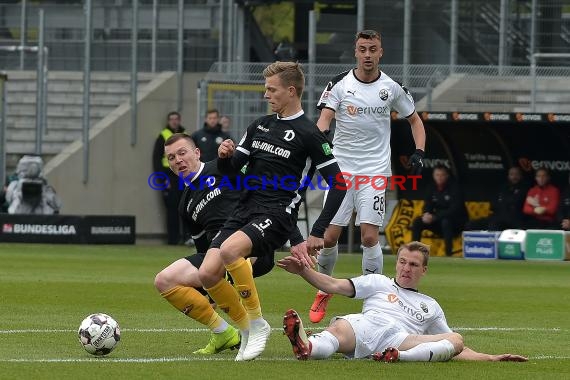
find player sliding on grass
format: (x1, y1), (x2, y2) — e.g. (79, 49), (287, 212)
(278, 241), (528, 362)
(154, 133), (307, 355)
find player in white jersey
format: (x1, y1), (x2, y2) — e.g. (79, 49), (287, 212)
(309, 29), (427, 323)
(279, 241), (528, 362)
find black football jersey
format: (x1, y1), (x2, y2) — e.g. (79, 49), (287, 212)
(229, 112), (336, 210)
(219, 111), (345, 237)
(179, 161), (240, 245)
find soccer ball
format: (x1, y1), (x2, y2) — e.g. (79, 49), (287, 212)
(78, 313), (121, 356)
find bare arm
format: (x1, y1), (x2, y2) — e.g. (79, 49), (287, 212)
(316, 108), (335, 132)
(276, 256), (355, 297)
(406, 111), (426, 151)
(453, 347), (528, 362)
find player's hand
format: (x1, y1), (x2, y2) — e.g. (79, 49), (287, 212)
(562, 219), (570, 230)
(534, 206), (546, 215)
(307, 235), (324, 257)
(289, 241), (316, 268)
(218, 139), (235, 158)
(276, 256), (305, 275)
(292, 239), (317, 268)
(408, 149), (425, 175)
(490, 354), (528, 362)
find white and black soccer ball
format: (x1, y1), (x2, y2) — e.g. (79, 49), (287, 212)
(78, 313), (121, 356)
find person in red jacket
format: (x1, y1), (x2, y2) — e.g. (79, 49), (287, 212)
(523, 167), (560, 229)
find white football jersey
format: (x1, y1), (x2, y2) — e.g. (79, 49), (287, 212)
(317, 69), (415, 176)
(350, 274), (452, 335)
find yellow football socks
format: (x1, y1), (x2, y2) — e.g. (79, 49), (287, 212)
(161, 285), (220, 328)
(205, 278), (249, 331)
(226, 257), (262, 320)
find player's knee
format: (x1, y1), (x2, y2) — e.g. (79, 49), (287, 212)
(154, 270), (172, 293)
(323, 235), (338, 248)
(324, 228), (341, 247)
(361, 233), (379, 247)
(446, 332), (464, 354)
(325, 320), (353, 353)
(198, 266), (219, 288)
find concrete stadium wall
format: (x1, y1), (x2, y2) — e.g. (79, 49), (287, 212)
(44, 72), (206, 240)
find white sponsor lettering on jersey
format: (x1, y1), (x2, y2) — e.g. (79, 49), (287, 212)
(319, 70), (415, 176)
(351, 274), (452, 335)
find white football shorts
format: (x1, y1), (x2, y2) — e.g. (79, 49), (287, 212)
(325, 174), (386, 227)
(333, 313), (408, 359)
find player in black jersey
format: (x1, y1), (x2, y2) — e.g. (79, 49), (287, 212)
(198, 61), (346, 361)
(154, 133), (306, 355)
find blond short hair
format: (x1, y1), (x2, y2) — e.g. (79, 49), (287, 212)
(396, 241), (431, 266)
(263, 61), (305, 98)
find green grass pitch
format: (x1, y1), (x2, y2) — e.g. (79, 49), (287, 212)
(0, 243), (568, 379)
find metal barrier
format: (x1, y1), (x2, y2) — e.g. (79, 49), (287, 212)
(199, 62), (570, 140)
(1, 1), (568, 72)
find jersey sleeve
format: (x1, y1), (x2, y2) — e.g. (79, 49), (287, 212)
(306, 129), (337, 171)
(235, 119), (258, 157)
(218, 119), (258, 174)
(305, 129), (346, 237)
(392, 82), (416, 118)
(288, 225), (304, 246)
(317, 71), (349, 111)
(424, 304), (453, 334)
(350, 274), (387, 299)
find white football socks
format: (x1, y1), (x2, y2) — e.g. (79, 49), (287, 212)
(362, 242), (383, 275)
(399, 339), (456, 362)
(317, 245), (338, 276)
(308, 331), (339, 359)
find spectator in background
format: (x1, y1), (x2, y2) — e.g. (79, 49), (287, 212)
(153, 111), (186, 245)
(220, 115), (231, 134)
(558, 173), (570, 230)
(411, 164), (468, 256)
(465, 166), (529, 231)
(191, 109), (233, 162)
(523, 167), (560, 229)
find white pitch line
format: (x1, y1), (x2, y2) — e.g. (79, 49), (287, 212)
(0, 327), (322, 334)
(452, 327), (564, 332)
(0, 357), (295, 363)
(0, 327), (566, 334)
(0, 356), (568, 363)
